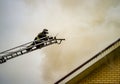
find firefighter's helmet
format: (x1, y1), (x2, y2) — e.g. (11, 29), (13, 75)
(43, 29), (48, 34)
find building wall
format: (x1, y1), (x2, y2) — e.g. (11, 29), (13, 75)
(79, 47), (120, 84)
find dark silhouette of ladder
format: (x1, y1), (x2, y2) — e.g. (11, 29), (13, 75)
(0, 37), (65, 64)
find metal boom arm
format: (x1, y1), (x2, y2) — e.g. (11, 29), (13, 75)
(0, 37), (65, 64)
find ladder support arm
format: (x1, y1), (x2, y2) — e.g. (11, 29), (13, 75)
(0, 37), (65, 64)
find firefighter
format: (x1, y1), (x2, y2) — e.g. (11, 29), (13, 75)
(26, 29), (49, 51)
(34, 29), (49, 48)
(35, 29), (49, 42)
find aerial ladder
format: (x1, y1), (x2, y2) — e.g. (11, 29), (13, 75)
(0, 36), (65, 64)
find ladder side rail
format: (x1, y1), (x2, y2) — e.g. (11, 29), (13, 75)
(1, 39), (54, 57)
(0, 38), (56, 61)
(0, 37), (65, 64)
(0, 37), (49, 54)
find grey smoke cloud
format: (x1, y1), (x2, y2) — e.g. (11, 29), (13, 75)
(0, 0), (120, 84)
(39, 0), (120, 83)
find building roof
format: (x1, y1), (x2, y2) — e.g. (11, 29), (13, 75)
(55, 38), (120, 84)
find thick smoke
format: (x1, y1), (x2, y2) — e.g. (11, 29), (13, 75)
(38, 0), (120, 83)
(0, 0), (120, 84)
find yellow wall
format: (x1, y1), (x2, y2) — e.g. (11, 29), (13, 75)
(79, 48), (120, 84)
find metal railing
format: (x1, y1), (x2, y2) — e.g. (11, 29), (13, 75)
(0, 37), (65, 64)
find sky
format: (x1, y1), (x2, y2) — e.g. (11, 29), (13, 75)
(0, 0), (120, 84)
